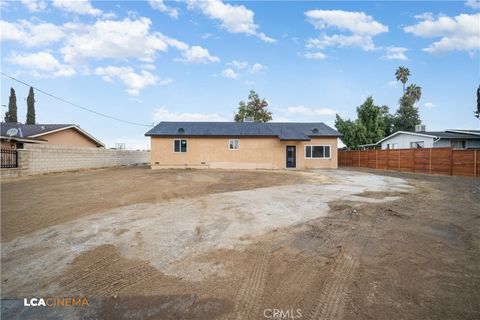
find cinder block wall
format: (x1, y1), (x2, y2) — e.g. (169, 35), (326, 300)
(1, 144), (150, 178)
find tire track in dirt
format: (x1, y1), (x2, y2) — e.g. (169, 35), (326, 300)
(230, 250), (269, 319)
(266, 249), (320, 309)
(306, 249), (358, 320)
(58, 245), (158, 296)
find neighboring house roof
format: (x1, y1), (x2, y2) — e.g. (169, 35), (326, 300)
(377, 130), (480, 145)
(446, 129), (480, 136)
(0, 136), (47, 144)
(145, 122), (342, 140)
(0, 123), (105, 147)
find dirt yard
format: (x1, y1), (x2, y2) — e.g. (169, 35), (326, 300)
(1, 167), (479, 319)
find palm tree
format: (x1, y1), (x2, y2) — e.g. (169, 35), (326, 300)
(405, 84), (422, 103)
(395, 66), (410, 94)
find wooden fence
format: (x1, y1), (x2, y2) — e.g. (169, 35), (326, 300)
(338, 147), (479, 178)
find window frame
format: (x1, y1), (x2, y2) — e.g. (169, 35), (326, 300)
(451, 140), (466, 149)
(410, 141), (424, 149)
(228, 139), (240, 150)
(173, 139), (188, 153)
(304, 145), (331, 159)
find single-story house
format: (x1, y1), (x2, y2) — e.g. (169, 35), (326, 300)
(377, 128), (480, 150)
(145, 122), (342, 169)
(0, 123), (105, 149)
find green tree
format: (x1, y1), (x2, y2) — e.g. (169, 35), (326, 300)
(393, 95), (421, 132)
(356, 96), (385, 144)
(380, 105), (395, 137)
(405, 84), (422, 103)
(393, 66), (422, 132)
(4, 87), (18, 123)
(26, 87), (36, 124)
(476, 84), (480, 118)
(395, 66), (410, 94)
(335, 114), (367, 150)
(234, 90), (272, 122)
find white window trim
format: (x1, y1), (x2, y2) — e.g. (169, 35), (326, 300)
(304, 145), (331, 159)
(173, 139), (188, 153)
(410, 141), (424, 148)
(228, 139), (240, 150)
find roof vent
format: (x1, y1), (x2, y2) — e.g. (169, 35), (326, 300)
(312, 128), (319, 133)
(415, 124), (426, 132)
(244, 117), (254, 122)
(177, 128), (185, 133)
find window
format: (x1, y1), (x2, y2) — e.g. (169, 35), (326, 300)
(305, 145), (331, 159)
(451, 140), (466, 149)
(410, 141), (424, 148)
(387, 143), (398, 149)
(174, 139), (187, 152)
(229, 139), (239, 150)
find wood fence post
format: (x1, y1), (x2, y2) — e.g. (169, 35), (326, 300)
(358, 150), (360, 167)
(429, 148), (432, 174)
(398, 149), (401, 171)
(412, 148), (415, 173)
(474, 149), (477, 178)
(386, 148), (389, 171)
(376, 149), (378, 169)
(450, 148), (454, 176)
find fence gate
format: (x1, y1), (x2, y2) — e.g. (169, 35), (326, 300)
(1, 148), (18, 168)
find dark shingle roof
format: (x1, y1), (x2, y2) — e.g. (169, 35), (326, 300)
(422, 131), (480, 140)
(0, 123), (73, 138)
(145, 122), (341, 140)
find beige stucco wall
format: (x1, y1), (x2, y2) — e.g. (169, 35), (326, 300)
(1, 144), (150, 179)
(150, 136), (338, 169)
(39, 128), (100, 148)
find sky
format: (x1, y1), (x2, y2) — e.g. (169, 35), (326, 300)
(1, 0), (479, 149)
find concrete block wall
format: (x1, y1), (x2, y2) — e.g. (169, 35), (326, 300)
(1, 144), (150, 179)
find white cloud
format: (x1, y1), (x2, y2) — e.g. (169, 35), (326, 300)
(2, 17), (219, 66)
(386, 80), (400, 88)
(304, 51), (327, 60)
(186, 0), (275, 43)
(286, 105), (337, 116)
(248, 63), (265, 73)
(305, 9), (388, 35)
(148, 0), (179, 18)
(305, 10), (388, 52)
(307, 34), (375, 51)
(52, 0), (102, 16)
(20, 0), (47, 12)
(465, 0), (480, 10)
(0, 20), (65, 47)
(8, 51), (76, 77)
(423, 102), (435, 109)
(229, 60), (248, 70)
(153, 107), (228, 122)
(175, 45), (220, 64)
(95, 66), (169, 95)
(61, 17), (169, 63)
(404, 13), (480, 53)
(221, 68), (239, 79)
(381, 46), (408, 60)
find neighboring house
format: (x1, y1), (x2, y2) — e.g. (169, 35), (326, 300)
(145, 122), (342, 169)
(377, 127), (480, 150)
(0, 123), (105, 149)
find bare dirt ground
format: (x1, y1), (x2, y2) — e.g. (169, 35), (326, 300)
(1, 167), (479, 320)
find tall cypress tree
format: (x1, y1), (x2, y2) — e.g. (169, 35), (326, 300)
(26, 87), (36, 124)
(4, 87), (18, 123)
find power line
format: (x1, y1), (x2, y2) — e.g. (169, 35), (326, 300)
(1, 72), (153, 127)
